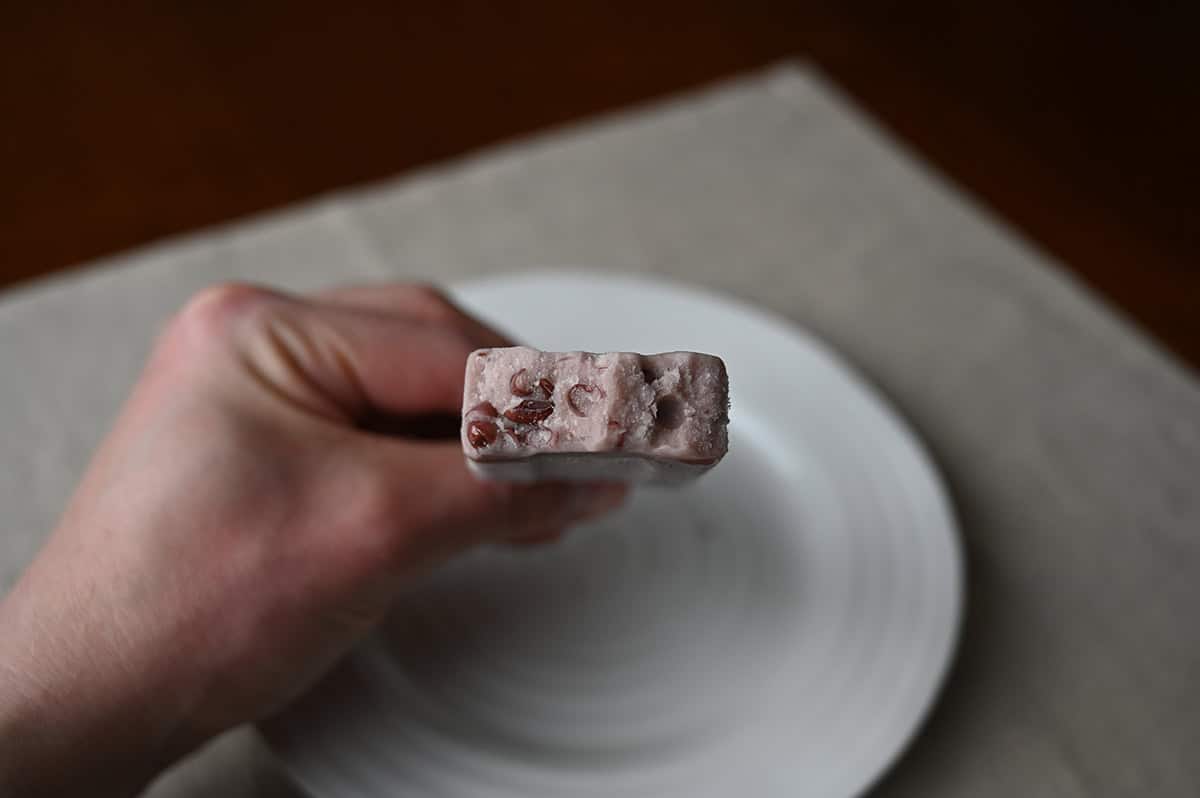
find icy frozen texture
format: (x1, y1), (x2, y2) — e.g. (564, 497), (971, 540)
(461, 347), (729, 483)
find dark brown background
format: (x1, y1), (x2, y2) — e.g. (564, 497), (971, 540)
(2, 2), (1197, 365)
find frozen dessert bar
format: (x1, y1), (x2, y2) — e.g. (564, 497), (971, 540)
(461, 347), (729, 484)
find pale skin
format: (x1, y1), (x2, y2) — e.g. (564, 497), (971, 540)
(0, 283), (627, 797)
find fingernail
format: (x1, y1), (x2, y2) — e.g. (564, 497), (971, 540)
(565, 483), (629, 522)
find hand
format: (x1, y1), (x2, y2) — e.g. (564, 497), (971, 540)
(0, 283), (627, 797)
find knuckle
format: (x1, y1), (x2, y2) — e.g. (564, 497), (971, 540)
(150, 283), (290, 378)
(172, 282), (276, 340)
(186, 281), (273, 317)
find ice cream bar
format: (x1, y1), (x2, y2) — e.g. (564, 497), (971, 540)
(461, 347), (729, 484)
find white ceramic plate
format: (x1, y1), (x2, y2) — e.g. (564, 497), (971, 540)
(265, 272), (962, 798)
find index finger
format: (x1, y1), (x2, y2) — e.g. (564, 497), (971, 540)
(360, 439), (629, 563)
(315, 284), (515, 349)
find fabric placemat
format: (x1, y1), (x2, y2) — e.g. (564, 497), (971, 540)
(2, 63), (1197, 798)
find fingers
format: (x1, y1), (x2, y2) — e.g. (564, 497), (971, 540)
(174, 283), (514, 420)
(365, 439), (628, 563)
(414, 441), (629, 540)
(246, 303), (479, 418)
(316, 284), (515, 349)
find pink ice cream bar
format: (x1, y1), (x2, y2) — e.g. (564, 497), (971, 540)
(461, 347), (729, 484)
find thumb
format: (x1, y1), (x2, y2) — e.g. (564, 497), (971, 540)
(372, 440), (628, 562)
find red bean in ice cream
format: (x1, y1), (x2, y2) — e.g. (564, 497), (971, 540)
(461, 347), (729, 483)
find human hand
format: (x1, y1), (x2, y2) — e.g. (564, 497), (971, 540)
(0, 283), (627, 796)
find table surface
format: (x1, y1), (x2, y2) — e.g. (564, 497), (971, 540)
(2, 62), (1198, 798)
(2, 2), (1198, 367)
